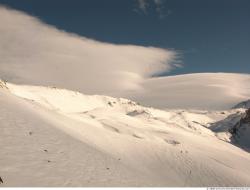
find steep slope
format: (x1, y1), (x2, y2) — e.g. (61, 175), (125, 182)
(1, 81), (250, 186)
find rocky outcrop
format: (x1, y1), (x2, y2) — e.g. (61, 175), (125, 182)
(242, 108), (250, 123)
(229, 108), (250, 151)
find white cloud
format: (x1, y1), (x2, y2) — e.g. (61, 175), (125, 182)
(0, 6), (177, 96)
(127, 73), (250, 110)
(2, 6), (249, 110)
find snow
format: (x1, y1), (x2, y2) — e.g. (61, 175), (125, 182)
(0, 89), (153, 187)
(1, 81), (250, 186)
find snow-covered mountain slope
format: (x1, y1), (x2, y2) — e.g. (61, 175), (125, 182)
(0, 89), (154, 187)
(1, 81), (250, 187)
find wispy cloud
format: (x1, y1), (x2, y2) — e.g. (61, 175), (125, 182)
(137, 0), (148, 13)
(135, 0), (172, 18)
(154, 0), (164, 9)
(154, 0), (172, 19)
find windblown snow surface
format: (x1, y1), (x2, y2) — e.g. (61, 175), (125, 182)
(1, 80), (250, 187)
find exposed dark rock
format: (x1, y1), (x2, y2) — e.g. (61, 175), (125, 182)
(242, 109), (250, 123)
(229, 108), (250, 152)
(165, 139), (181, 146)
(230, 108), (250, 135)
(107, 102), (113, 107)
(127, 110), (152, 118)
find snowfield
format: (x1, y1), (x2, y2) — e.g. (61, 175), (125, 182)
(1, 80), (250, 187)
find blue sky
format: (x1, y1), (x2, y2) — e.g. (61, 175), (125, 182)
(0, 0), (249, 75)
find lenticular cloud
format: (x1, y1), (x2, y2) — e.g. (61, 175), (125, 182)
(0, 6), (177, 95)
(2, 6), (249, 110)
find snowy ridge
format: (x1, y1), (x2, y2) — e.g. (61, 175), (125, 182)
(4, 81), (250, 146)
(7, 83), (140, 114)
(6, 82), (221, 136)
